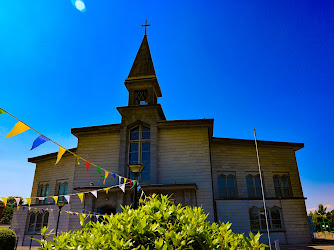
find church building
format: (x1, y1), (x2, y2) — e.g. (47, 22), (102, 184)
(12, 31), (311, 246)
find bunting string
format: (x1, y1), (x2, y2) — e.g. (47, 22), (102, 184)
(0, 107), (141, 187)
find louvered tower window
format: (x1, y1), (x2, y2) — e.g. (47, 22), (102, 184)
(134, 90), (148, 105)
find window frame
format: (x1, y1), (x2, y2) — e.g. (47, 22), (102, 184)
(217, 174), (237, 198)
(273, 174), (292, 198)
(37, 183), (49, 204)
(249, 206), (283, 231)
(26, 212), (49, 234)
(246, 174), (263, 198)
(128, 124), (150, 182)
(55, 181), (69, 203)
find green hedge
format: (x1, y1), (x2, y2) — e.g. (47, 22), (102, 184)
(37, 194), (267, 249)
(0, 228), (17, 250)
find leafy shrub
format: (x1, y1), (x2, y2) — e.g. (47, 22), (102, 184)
(37, 194), (267, 249)
(0, 228), (17, 250)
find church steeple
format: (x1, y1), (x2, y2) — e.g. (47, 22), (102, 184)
(125, 27), (162, 106)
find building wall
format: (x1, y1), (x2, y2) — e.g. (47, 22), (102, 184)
(212, 142), (311, 244)
(69, 131), (120, 231)
(158, 127), (215, 221)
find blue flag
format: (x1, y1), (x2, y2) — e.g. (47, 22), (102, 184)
(137, 185), (141, 192)
(31, 135), (50, 150)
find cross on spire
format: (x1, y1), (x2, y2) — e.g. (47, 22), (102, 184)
(141, 20), (151, 35)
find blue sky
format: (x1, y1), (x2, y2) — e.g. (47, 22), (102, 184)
(0, 1), (333, 211)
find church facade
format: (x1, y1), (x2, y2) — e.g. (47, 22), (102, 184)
(12, 33), (311, 246)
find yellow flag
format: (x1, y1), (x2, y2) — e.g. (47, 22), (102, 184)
(124, 178), (127, 184)
(51, 209), (53, 212)
(75, 212), (79, 216)
(17, 205), (20, 211)
(103, 215), (106, 219)
(89, 214), (92, 218)
(55, 146), (66, 165)
(29, 207), (32, 211)
(53, 196), (58, 204)
(103, 171), (109, 184)
(76, 157), (80, 165)
(26, 198), (31, 207)
(77, 193), (84, 203)
(6, 121), (30, 138)
(104, 187), (111, 194)
(1, 198), (7, 207)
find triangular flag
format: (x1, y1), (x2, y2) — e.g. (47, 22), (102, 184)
(104, 187), (111, 194)
(89, 214), (92, 218)
(38, 197), (45, 201)
(129, 179), (132, 186)
(137, 185), (141, 192)
(55, 146), (66, 165)
(75, 212), (79, 216)
(26, 198), (31, 207)
(141, 190), (144, 198)
(85, 161), (91, 178)
(103, 171), (109, 184)
(77, 193), (84, 203)
(34, 208), (37, 211)
(64, 195), (70, 204)
(51, 209), (53, 211)
(10, 205), (13, 208)
(29, 207), (31, 211)
(17, 205), (20, 211)
(23, 206), (26, 211)
(124, 178), (127, 184)
(90, 190), (97, 198)
(15, 198), (20, 206)
(119, 183), (125, 193)
(1, 198), (7, 207)
(0, 108), (6, 115)
(131, 180), (137, 188)
(96, 167), (104, 177)
(41, 209), (44, 213)
(53, 196), (58, 204)
(118, 176), (122, 185)
(60, 211), (62, 214)
(31, 135), (50, 150)
(6, 121), (30, 138)
(103, 215), (106, 219)
(112, 173), (116, 178)
(96, 214), (99, 220)
(76, 157), (81, 165)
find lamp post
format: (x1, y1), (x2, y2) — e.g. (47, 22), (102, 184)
(128, 164), (145, 209)
(55, 201), (66, 237)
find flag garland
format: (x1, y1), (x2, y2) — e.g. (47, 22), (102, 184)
(0, 107), (143, 189)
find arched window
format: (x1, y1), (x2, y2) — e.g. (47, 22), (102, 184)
(38, 184), (49, 204)
(273, 175), (291, 198)
(27, 212), (49, 233)
(249, 207), (282, 231)
(56, 182), (68, 202)
(129, 125), (150, 181)
(246, 175), (262, 198)
(217, 174), (236, 198)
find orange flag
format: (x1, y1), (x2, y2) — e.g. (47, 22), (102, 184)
(103, 171), (109, 184)
(55, 146), (66, 165)
(6, 121), (30, 138)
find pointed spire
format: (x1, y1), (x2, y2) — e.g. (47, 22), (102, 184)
(128, 35), (156, 78)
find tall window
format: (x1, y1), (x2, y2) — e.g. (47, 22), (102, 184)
(246, 175), (262, 198)
(249, 206), (282, 231)
(217, 174), (236, 198)
(27, 212), (49, 233)
(273, 175), (292, 198)
(55, 182), (68, 202)
(129, 125), (150, 181)
(38, 184), (49, 204)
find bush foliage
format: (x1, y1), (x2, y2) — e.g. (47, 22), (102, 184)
(0, 196), (24, 224)
(37, 194), (267, 249)
(0, 228), (17, 250)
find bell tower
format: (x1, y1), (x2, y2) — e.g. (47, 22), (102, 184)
(124, 25), (162, 106)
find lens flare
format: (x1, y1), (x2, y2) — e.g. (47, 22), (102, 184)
(71, 0), (86, 12)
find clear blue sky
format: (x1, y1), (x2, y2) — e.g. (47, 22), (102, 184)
(0, 1), (333, 211)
